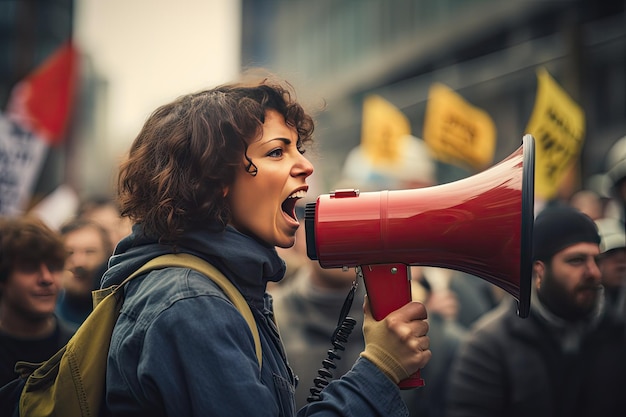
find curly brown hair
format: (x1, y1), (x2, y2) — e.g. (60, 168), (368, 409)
(0, 215), (67, 284)
(117, 73), (315, 243)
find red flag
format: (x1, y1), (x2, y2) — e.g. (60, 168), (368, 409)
(7, 41), (79, 145)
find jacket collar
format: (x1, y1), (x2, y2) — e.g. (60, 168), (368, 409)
(101, 224), (286, 310)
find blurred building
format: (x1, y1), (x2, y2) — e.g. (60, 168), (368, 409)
(0, 0), (74, 106)
(2, 0), (624, 206)
(241, 0), (626, 191)
(1, 1), (239, 207)
(0, 0), (79, 206)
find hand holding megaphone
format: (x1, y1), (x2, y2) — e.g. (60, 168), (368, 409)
(361, 295), (431, 385)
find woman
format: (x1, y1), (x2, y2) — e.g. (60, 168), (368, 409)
(101, 73), (431, 416)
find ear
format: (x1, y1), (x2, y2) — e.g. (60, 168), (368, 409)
(533, 260), (545, 289)
(222, 186), (229, 198)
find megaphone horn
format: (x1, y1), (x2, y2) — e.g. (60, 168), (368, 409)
(305, 134), (535, 388)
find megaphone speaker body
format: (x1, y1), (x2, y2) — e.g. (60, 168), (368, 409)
(305, 135), (535, 388)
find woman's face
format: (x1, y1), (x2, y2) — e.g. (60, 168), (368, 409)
(227, 110), (313, 248)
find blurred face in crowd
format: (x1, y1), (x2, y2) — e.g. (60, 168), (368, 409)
(597, 247), (626, 290)
(82, 205), (132, 248)
(535, 242), (602, 320)
(0, 262), (63, 321)
(63, 225), (111, 297)
(227, 110), (314, 249)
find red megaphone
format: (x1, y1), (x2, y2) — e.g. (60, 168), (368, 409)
(304, 134), (535, 388)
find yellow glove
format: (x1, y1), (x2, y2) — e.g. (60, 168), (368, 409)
(360, 296), (430, 384)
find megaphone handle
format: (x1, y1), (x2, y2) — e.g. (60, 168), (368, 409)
(399, 371), (425, 389)
(360, 264), (425, 389)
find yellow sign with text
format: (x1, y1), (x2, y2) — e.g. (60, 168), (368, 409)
(423, 83), (496, 171)
(360, 95), (411, 166)
(525, 68), (585, 200)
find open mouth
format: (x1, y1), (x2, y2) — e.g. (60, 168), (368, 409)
(282, 190), (306, 221)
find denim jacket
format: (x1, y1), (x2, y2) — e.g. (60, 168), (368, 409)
(101, 224), (408, 417)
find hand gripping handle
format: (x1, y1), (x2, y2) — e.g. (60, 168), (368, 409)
(360, 264), (425, 388)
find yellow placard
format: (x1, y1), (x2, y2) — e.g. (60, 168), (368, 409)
(422, 83), (496, 170)
(525, 68), (585, 200)
(360, 95), (411, 166)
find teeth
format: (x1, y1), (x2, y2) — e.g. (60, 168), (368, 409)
(288, 190), (307, 199)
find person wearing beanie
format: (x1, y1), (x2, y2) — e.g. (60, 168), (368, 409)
(445, 205), (626, 417)
(531, 205), (602, 322)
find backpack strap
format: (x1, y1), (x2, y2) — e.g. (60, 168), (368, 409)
(94, 253), (262, 369)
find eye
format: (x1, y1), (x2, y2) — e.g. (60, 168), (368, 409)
(566, 256), (585, 266)
(268, 148), (284, 158)
(46, 262), (64, 272)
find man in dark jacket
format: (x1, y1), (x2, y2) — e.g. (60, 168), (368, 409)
(445, 205), (626, 417)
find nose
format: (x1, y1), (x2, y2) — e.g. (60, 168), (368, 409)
(293, 153), (314, 178)
(38, 263), (55, 285)
(587, 258), (602, 281)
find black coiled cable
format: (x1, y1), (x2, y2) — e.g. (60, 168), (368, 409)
(307, 277), (359, 403)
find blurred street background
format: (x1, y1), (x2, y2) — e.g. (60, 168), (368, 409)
(0, 0), (624, 216)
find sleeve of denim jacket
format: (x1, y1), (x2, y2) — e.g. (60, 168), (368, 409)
(296, 357), (409, 417)
(136, 284), (283, 417)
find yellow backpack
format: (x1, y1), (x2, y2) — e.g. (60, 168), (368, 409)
(11, 253), (261, 417)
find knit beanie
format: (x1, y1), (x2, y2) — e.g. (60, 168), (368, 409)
(533, 205), (600, 262)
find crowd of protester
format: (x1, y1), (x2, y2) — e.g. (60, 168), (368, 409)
(1, 122), (624, 416)
(0, 195), (130, 385)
